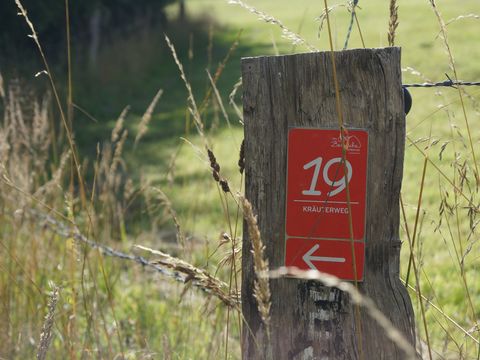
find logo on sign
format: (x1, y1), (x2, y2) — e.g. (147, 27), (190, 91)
(285, 128), (368, 281)
(330, 135), (362, 152)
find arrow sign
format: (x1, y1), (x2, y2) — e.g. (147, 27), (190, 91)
(285, 238), (365, 280)
(302, 244), (346, 270)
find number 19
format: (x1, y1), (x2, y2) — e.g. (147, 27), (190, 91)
(302, 157), (352, 197)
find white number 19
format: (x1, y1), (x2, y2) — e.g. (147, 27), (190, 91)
(301, 157), (352, 197)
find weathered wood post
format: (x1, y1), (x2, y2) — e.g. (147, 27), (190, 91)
(241, 48), (416, 359)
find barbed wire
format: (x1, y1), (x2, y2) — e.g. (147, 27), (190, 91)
(27, 209), (239, 306)
(404, 79), (480, 88)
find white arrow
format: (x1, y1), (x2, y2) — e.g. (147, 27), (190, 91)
(302, 244), (346, 270)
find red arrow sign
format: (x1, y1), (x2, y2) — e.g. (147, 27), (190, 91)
(285, 238), (365, 281)
(302, 244), (346, 268)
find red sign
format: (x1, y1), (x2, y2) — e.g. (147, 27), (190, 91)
(285, 128), (368, 281)
(285, 238), (365, 281)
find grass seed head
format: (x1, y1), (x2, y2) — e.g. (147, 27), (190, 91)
(219, 179), (230, 193)
(36, 285), (60, 360)
(212, 170), (220, 182)
(238, 139), (245, 174)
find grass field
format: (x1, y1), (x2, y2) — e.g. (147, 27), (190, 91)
(1, 0), (480, 358)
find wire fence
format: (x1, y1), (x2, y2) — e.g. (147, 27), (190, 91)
(404, 79), (480, 88)
(27, 209), (239, 307)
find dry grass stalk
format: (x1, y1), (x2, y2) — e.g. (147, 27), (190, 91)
(228, 77), (243, 124)
(0, 72), (5, 100)
(315, 4), (346, 39)
(110, 129), (128, 175)
(206, 71), (230, 128)
(135, 245), (238, 307)
(0, 83), (54, 206)
(403, 281), (479, 345)
(388, 0), (399, 46)
(445, 13), (479, 27)
(240, 196), (271, 330)
(34, 150), (71, 198)
(36, 284), (60, 360)
(111, 106), (129, 143)
(199, 29), (242, 115)
(31, 95), (51, 169)
(152, 187), (186, 249)
(268, 267), (417, 360)
(228, 0), (317, 52)
(217, 234), (242, 270)
(134, 89), (163, 147)
(164, 35), (207, 146)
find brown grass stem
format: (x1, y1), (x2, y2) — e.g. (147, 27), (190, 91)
(240, 196), (271, 337)
(405, 154), (429, 286)
(400, 195), (433, 360)
(354, 12), (366, 48)
(165, 35), (208, 149)
(323, 1), (363, 357)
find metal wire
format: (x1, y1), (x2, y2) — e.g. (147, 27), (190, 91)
(403, 80), (480, 88)
(27, 209), (238, 304)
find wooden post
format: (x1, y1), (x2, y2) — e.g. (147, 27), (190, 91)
(241, 48), (416, 359)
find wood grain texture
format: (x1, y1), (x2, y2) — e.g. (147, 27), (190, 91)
(241, 48), (416, 359)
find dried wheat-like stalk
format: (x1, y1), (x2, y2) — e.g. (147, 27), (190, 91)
(134, 89), (163, 147)
(0, 72), (5, 100)
(240, 196), (271, 331)
(110, 129), (128, 176)
(165, 35), (207, 147)
(34, 150), (71, 198)
(199, 29), (242, 115)
(445, 13), (479, 27)
(388, 0), (399, 46)
(36, 284), (60, 360)
(315, 4), (346, 39)
(206, 71), (230, 128)
(135, 245), (238, 307)
(152, 187), (186, 248)
(111, 106), (129, 143)
(0, 126), (10, 166)
(268, 267), (417, 360)
(32, 95), (51, 171)
(228, 0), (317, 52)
